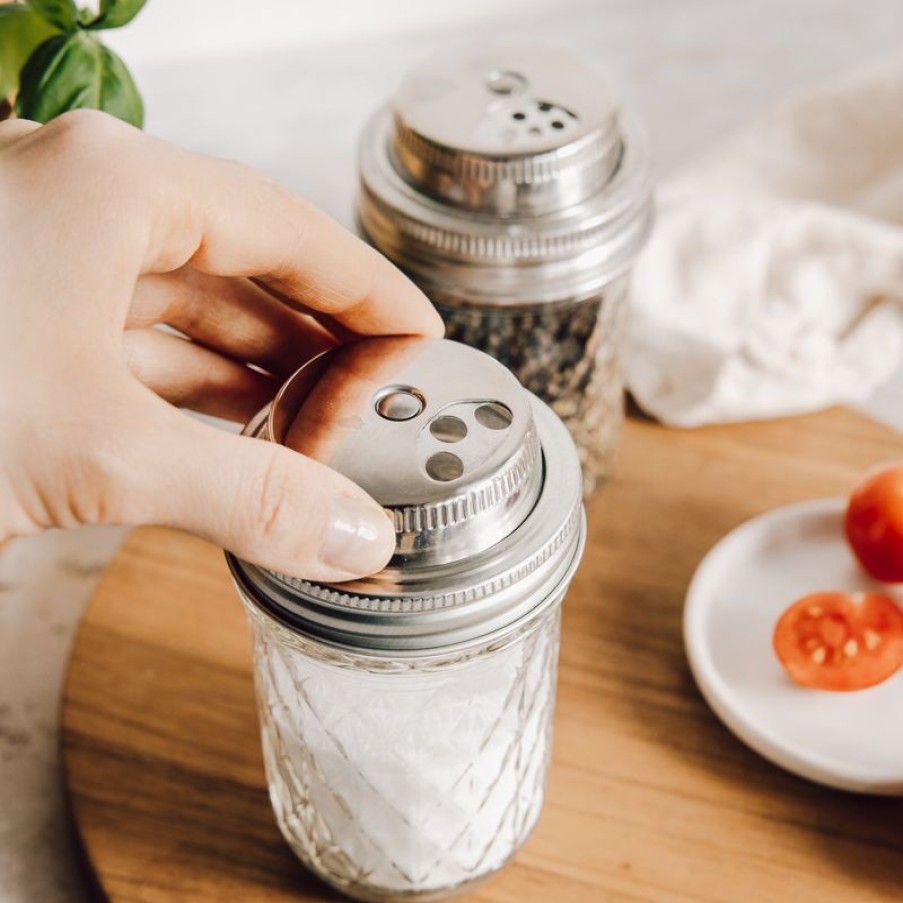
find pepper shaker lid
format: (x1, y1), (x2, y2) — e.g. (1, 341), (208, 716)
(391, 45), (623, 216)
(358, 44), (653, 305)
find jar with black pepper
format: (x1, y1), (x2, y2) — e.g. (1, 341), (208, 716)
(357, 45), (653, 493)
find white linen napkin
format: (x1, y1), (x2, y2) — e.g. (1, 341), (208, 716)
(627, 60), (903, 427)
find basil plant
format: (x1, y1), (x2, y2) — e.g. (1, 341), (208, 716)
(0, 0), (145, 127)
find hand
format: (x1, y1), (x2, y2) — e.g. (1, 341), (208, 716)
(0, 111), (444, 580)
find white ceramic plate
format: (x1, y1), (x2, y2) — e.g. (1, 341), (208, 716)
(684, 498), (903, 795)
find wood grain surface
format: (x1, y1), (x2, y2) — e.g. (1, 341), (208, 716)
(62, 409), (903, 903)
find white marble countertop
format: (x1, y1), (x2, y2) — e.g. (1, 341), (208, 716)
(2, 1), (902, 900)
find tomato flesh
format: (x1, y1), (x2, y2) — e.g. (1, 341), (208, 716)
(773, 591), (903, 691)
(845, 466), (903, 582)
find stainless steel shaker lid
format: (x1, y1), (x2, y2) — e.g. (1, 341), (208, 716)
(358, 44), (654, 305)
(228, 337), (585, 654)
(391, 45), (622, 216)
(267, 336), (542, 566)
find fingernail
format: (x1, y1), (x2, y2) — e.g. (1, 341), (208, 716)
(320, 496), (396, 578)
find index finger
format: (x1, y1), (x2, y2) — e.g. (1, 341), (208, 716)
(148, 143), (444, 339)
(24, 111), (445, 340)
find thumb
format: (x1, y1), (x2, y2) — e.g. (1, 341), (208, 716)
(130, 405), (396, 581)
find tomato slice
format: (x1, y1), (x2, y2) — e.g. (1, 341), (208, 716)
(773, 591), (903, 691)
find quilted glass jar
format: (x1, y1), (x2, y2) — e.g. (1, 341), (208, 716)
(228, 337), (585, 901)
(243, 598), (562, 901)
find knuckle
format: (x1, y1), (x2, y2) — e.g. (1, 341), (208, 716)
(27, 422), (133, 530)
(43, 109), (135, 164)
(0, 119), (40, 144)
(64, 433), (132, 527)
(242, 447), (332, 569)
(249, 447), (300, 545)
(217, 156), (267, 182)
(33, 111), (147, 245)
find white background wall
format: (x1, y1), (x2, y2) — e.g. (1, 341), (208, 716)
(105, 0), (565, 63)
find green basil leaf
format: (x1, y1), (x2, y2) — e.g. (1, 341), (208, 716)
(16, 31), (143, 127)
(24, 0), (78, 32)
(0, 6), (58, 100)
(85, 0), (147, 30)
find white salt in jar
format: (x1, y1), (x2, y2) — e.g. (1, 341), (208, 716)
(229, 337), (585, 901)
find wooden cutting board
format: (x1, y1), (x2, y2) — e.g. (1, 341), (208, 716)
(62, 409), (903, 903)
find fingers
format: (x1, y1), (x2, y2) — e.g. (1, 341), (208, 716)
(6, 112), (443, 341)
(5, 110), (445, 354)
(129, 268), (339, 377)
(124, 399), (396, 581)
(117, 126), (445, 338)
(153, 158), (444, 338)
(122, 328), (278, 422)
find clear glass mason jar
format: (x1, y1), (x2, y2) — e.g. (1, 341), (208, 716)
(241, 597), (563, 902)
(357, 46), (652, 495)
(227, 336), (585, 902)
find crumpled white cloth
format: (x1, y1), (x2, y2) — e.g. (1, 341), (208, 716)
(627, 60), (903, 427)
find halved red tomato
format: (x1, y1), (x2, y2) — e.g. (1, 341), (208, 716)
(773, 591), (903, 691)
